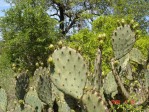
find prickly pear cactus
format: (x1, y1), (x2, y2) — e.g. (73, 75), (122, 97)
(129, 48), (145, 64)
(93, 48), (102, 90)
(0, 87), (7, 112)
(25, 87), (44, 112)
(103, 71), (118, 98)
(56, 99), (72, 112)
(52, 84), (72, 112)
(36, 67), (53, 106)
(15, 72), (29, 100)
(50, 47), (88, 100)
(112, 24), (136, 59)
(82, 89), (109, 112)
(118, 53), (130, 69)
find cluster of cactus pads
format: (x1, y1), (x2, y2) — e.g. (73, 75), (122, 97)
(0, 21), (148, 112)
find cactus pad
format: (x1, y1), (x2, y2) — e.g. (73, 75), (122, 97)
(82, 89), (109, 112)
(112, 24), (136, 59)
(103, 71), (118, 98)
(35, 67), (52, 106)
(50, 47), (88, 100)
(129, 48), (145, 64)
(118, 53), (130, 69)
(25, 87), (44, 112)
(0, 87), (7, 112)
(15, 72), (29, 100)
(93, 49), (102, 90)
(52, 84), (74, 112)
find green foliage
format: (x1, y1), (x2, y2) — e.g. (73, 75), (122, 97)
(135, 35), (149, 57)
(115, 102), (143, 112)
(0, 20), (148, 111)
(0, 52), (11, 70)
(0, 0), (58, 73)
(110, 0), (149, 32)
(0, 0), (148, 111)
(67, 15), (148, 75)
(67, 16), (133, 74)
(67, 28), (98, 71)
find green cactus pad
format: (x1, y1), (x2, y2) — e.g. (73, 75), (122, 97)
(15, 72), (29, 100)
(33, 67), (47, 87)
(82, 89), (109, 112)
(0, 87), (7, 112)
(118, 53), (130, 69)
(112, 24), (136, 59)
(125, 63), (133, 80)
(56, 100), (71, 112)
(129, 48), (145, 64)
(25, 87), (44, 112)
(36, 69), (52, 106)
(103, 71), (118, 98)
(50, 47), (88, 100)
(93, 49), (102, 90)
(52, 84), (74, 112)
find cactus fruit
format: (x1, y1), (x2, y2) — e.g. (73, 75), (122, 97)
(103, 71), (118, 98)
(117, 20), (121, 26)
(50, 47), (88, 100)
(47, 56), (54, 64)
(112, 24), (136, 59)
(25, 87), (44, 112)
(34, 66), (44, 76)
(58, 41), (63, 48)
(35, 62), (39, 67)
(48, 44), (55, 52)
(113, 60), (119, 67)
(132, 23), (139, 30)
(0, 87), (7, 112)
(15, 72), (29, 100)
(82, 89), (109, 112)
(98, 33), (106, 41)
(121, 19), (125, 26)
(99, 40), (104, 47)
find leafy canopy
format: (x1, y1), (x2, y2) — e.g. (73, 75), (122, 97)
(0, 0), (58, 73)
